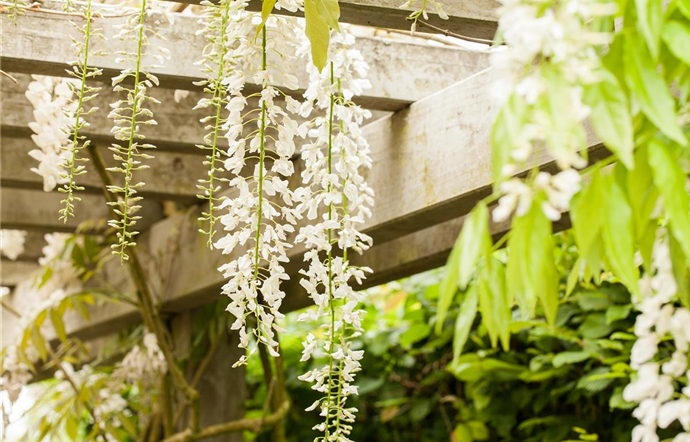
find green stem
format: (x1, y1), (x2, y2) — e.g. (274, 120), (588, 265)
(325, 61), (338, 440)
(204, 0), (231, 248)
(61, 0), (93, 222)
(118, 0), (147, 260)
(252, 25), (268, 343)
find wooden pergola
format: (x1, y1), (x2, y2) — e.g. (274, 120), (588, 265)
(0, 0), (603, 432)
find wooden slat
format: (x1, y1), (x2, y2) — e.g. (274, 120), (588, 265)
(1, 135), (207, 202)
(0, 188), (163, 232)
(172, 0), (500, 40)
(17, 69), (605, 340)
(1, 9), (491, 111)
(0, 260), (40, 288)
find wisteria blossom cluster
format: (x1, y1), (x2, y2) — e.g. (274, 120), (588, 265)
(492, 169), (581, 223)
(214, 6), (306, 366)
(489, 0), (616, 221)
(624, 232), (690, 442)
(58, 0), (104, 221)
(107, 0), (171, 260)
(25, 75), (76, 192)
(113, 332), (167, 382)
(295, 28), (374, 441)
(1, 234), (80, 402)
(0, 229), (27, 261)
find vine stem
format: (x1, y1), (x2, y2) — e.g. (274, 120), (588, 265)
(251, 24), (268, 346)
(86, 145), (201, 434)
(203, 0), (231, 248)
(325, 60), (340, 439)
(61, 0), (92, 222)
(116, 0), (146, 260)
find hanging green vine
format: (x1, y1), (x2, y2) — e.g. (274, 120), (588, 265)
(195, 0), (234, 247)
(59, 0), (103, 222)
(107, 0), (168, 261)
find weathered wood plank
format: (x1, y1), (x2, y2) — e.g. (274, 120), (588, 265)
(0, 260), (40, 288)
(22, 69), (605, 340)
(0, 188), (163, 232)
(171, 0), (500, 40)
(1, 135), (207, 202)
(1, 8), (491, 111)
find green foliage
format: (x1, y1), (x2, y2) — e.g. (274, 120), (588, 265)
(245, 255), (652, 442)
(303, 0), (340, 71)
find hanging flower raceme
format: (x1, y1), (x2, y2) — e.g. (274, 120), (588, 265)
(0, 229), (27, 261)
(623, 231), (690, 442)
(295, 28), (374, 442)
(194, 0), (237, 247)
(25, 75), (76, 192)
(489, 0), (617, 222)
(107, 0), (171, 261)
(113, 332), (167, 382)
(214, 5), (307, 366)
(58, 0), (104, 222)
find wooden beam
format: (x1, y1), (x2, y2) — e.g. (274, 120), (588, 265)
(0, 188), (163, 232)
(1, 8), (491, 111)
(1, 260), (40, 288)
(1, 135), (207, 203)
(14, 69), (604, 341)
(171, 0), (500, 40)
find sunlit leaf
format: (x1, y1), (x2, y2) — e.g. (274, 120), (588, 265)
(304, 0), (331, 71)
(452, 287), (478, 364)
(583, 69), (634, 169)
(624, 35), (688, 146)
(662, 20), (690, 66)
(649, 139), (690, 264)
(601, 174), (639, 298)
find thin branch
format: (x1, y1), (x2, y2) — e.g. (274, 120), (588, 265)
(0, 70), (18, 83)
(86, 145), (201, 433)
(0, 299), (21, 318)
(159, 398), (290, 442)
(0, 1), (88, 19)
(417, 19), (498, 45)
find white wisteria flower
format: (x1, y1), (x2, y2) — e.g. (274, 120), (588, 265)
(114, 332), (167, 382)
(294, 27), (374, 441)
(25, 75), (77, 192)
(624, 231), (690, 441)
(214, 4), (308, 366)
(0, 230), (27, 261)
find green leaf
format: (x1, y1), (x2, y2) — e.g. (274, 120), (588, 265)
(452, 287), (478, 364)
(313, 0), (340, 31)
(304, 0), (335, 71)
(578, 314), (614, 339)
(458, 202), (491, 290)
(437, 231), (463, 334)
(491, 93), (527, 187)
(601, 174), (639, 298)
(662, 21), (690, 66)
(400, 323), (431, 348)
(669, 233), (690, 308)
(648, 139), (690, 263)
(256, 0), (277, 37)
(571, 171), (605, 261)
(65, 414), (78, 440)
(552, 351), (592, 368)
(31, 326), (47, 361)
(624, 35), (687, 146)
(626, 146), (659, 269)
(50, 309), (68, 344)
(479, 260), (511, 350)
(635, 0), (663, 60)
(677, 0), (690, 18)
(583, 69), (634, 169)
(606, 304), (633, 324)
